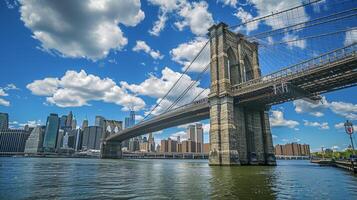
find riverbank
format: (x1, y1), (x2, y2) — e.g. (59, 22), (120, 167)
(311, 159), (357, 173)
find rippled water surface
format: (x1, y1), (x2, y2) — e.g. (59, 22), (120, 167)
(0, 158), (356, 199)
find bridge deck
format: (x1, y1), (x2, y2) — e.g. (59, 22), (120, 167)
(107, 44), (357, 143)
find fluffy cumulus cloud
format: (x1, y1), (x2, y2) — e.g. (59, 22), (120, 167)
(169, 131), (188, 141)
(293, 97), (328, 117)
(121, 67), (209, 115)
(282, 33), (306, 49)
(132, 40), (163, 60)
(170, 37), (210, 72)
(148, 0), (213, 36)
(217, 0), (238, 7)
(303, 120), (329, 130)
(270, 110), (299, 129)
(19, 0), (145, 60)
(293, 97), (357, 120)
(228, 0), (308, 49)
(0, 83), (18, 107)
(27, 70), (145, 111)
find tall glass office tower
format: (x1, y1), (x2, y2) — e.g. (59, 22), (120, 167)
(43, 113), (60, 152)
(0, 112), (9, 130)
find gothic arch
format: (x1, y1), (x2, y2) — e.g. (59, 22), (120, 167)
(243, 55), (254, 81)
(227, 47), (240, 85)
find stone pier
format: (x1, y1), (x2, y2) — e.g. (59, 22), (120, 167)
(100, 141), (122, 159)
(208, 22), (276, 166)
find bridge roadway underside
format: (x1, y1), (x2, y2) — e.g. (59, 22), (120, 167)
(106, 101), (210, 142)
(235, 56), (357, 105)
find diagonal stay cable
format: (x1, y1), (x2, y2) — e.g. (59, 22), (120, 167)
(142, 40), (210, 121)
(165, 62), (210, 112)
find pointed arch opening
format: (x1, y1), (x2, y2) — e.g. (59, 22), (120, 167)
(227, 48), (240, 85)
(244, 56), (254, 82)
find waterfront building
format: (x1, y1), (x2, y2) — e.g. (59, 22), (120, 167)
(187, 123), (203, 153)
(71, 116), (77, 130)
(160, 139), (169, 152)
(82, 126), (103, 150)
(24, 126), (45, 154)
(148, 133), (155, 152)
(66, 111), (73, 128)
(82, 117), (88, 130)
(0, 112), (9, 130)
(168, 138), (177, 152)
(56, 129), (64, 151)
(129, 138), (140, 152)
(156, 144), (161, 152)
(182, 140), (196, 153)
(43, 113), (60, 152)
(60, 115), (67, 129)
(140, 142), (149, 152)
(0, 129), (30, 153)
(177, 143), (182, 153)
(274, 143), (310, 156)
(62, 132), (69, 148)
(74, 129), (83, 151)
(203, 143), (210, 153)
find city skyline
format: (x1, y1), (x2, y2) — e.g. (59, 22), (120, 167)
(0, 0), (356, 152)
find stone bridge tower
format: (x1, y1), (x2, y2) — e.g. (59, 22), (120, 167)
(208, 23), (276, 166)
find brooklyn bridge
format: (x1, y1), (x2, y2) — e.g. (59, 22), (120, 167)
(101, 1), (357, 166)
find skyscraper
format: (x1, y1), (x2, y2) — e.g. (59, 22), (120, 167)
(43, 113), (60, 152)
(72, 115), (77, 130)
(187, 123), (203, 153)
(82, 126), (103, 150)
(0, 112), (9, 130)
(59, 115), (67, 129)
(0, 129), (30, 153)
(66, 111), (73, 128)
(95, 116), (105, 127)
(82, 117), (89, 130)
(24, 126), (45, 154)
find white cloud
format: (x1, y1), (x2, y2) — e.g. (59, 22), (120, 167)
(133, 40), (163, 60)
(19, 0), (145, 60)
(272, 134), (278, 139)
(27, 70), (145, 111)
(217, 0), (237, 7)
(303, 120), (329, 130)
(294, 97), (357, 120)
(293, 97), (328, 117)
(170, 37), (210, 72)
(175, 1), (214, 36)
(4, 83), (19, 91)
(149, 11), (168, 36)
(148, 0), (213, 36)
(270, 110), (299, 128)
(0, 98), (10, 107)
(0, 84), (18, 107)
(20, 120), (42, 128)
(329, 101), (357, 120)
(234, 7), (258, 33)
(169, 131), (188, 141)
(0, 89), (8, 97)
(122, 67), (209, 115)
(344, 29), (357, 46)
(282, 33), (306, 49)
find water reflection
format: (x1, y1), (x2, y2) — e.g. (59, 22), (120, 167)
(210, 166), (277, 199)
(0, 158), (356, 199)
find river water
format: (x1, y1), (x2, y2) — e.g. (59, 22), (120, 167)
(0, 158), (356, 199)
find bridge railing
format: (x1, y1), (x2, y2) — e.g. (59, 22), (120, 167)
(232, 43), (357, 92)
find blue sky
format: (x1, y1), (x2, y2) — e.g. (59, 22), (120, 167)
(0, 0), (356, 152)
